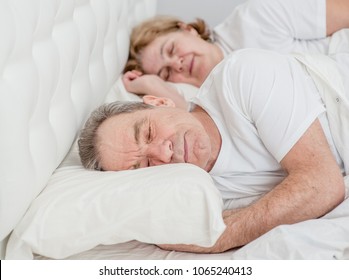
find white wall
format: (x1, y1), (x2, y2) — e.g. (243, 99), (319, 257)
(156, 0), (246, 27)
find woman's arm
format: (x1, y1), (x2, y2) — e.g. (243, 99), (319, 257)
(122, 70), (188, 110)
(326, 0), (349, 35)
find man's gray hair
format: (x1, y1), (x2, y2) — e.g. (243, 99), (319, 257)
(78, 101), (154, 170)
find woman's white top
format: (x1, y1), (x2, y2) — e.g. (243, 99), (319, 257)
(214, 0), (330, 55)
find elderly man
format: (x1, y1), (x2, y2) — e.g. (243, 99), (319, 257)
(78, 48), (348, 253)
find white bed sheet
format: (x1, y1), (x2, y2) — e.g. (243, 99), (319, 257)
(34, 241), (234, 260)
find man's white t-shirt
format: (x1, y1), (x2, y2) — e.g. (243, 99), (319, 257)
(193, 49), (344, 200)
(214, 0), (330, 55)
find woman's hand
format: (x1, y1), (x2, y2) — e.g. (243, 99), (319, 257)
(122, 70), (188, 110)
(122, 70), (154, 95)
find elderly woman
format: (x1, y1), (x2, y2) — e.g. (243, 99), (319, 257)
(122, 0), (349, 109)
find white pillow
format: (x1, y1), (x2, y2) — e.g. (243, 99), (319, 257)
(104, 77), (199, 104)
(6, 142), (225, 259)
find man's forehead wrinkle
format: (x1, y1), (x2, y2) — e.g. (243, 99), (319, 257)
(99, 144), (143, 171)
(99, 141), (142, 155)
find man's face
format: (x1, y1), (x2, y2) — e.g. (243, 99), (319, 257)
(97, 106), (213, 172)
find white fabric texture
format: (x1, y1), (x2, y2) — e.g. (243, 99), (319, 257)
(5, 142), (225, 259)
(193, 49), (342, 200)
(34, 240), (234, 260)
(214, 0), (329, 55)
(105, 76), (199, 104)
(0, 0), (157, 253)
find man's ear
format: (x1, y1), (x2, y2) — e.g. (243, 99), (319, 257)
(142, 95), (176, 107)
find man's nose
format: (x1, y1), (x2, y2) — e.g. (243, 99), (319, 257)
(147, 140), (173, 166)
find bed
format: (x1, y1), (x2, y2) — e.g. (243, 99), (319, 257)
(1, 0), (349, 261)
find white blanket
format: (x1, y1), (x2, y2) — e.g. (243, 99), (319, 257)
(293, 52), (349, 176)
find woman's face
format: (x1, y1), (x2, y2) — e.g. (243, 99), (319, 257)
(140, 28), (223, 87)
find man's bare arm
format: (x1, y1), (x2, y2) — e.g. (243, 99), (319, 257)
(159, 119), (345, 253)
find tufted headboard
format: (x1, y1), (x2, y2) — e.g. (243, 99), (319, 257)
(0, 0), (156, 258)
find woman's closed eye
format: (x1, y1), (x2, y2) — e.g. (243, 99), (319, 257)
(162, 43), (175, 80)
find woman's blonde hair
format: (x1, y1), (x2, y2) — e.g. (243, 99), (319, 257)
(124, 15), (212, 73)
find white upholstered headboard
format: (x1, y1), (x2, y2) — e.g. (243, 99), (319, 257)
(0, 0), (156, 258)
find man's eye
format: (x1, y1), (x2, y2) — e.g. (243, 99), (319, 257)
(169, 43), (174, 55)
(147, 125), (152, 143)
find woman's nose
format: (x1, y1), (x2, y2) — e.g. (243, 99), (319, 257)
(147, 140), (173, 166)
(169, 56), (183, 72)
